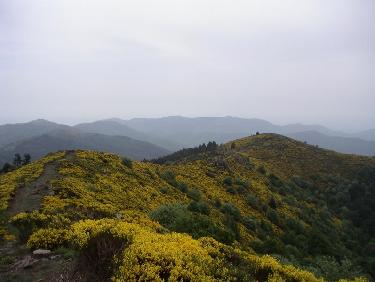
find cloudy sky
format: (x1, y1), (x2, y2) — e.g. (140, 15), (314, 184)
(0, 0), (374, 131)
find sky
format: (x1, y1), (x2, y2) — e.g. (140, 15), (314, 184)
(0, 0), (374, 131)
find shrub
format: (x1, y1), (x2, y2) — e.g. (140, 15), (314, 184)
(242, 216), (257, 231)
(161, 170), (178, 187)
(257, 166), (266, 174)
(177, 182), (188, 193)
(220, 203), (241, 221)
(188, 201), (210, 215)
(27, 228), (68, 249)
(292, 175), (312, 189)
(259, 220), (273, 233)
(234, 178), (250, 188)
(80, 231), (127, 280)
(226, 187), (236, 194)
(223, 176), (233, 186)
(214, 199), (222, 208)
(159, 186), (169, 194)
(122, 157), (133, 169)
(269, 173), (283, 187)
(266, 209), (280, 225)
(150, 204), (234, 244)
(246, 194), (261, 211)
(187, 187), (201, 201)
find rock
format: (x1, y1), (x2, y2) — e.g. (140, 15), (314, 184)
(12, 255), (39, 269)
(50, 255), (61, 260)
(33, 249), (52, 257)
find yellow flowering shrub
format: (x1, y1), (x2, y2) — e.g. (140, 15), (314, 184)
(62, 219), (322, 281)
(27, 228), (68, 249)
(117, 232), (215, 281)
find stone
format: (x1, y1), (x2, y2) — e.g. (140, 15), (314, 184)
(32, 249), (52, 257)
(12, 255), (39, 269)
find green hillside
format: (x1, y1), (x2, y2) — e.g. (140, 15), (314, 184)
(0, 134), (374, 281)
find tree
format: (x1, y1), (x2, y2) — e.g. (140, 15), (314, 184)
(13, 153), (22, 167)
(231, 142), (236, 150)
(207, 141), (218, 151)
(1, 162), (13, 173)
(23, 153), (31, 165)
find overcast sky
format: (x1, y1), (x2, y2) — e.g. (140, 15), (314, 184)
(0, 0), (374, 131)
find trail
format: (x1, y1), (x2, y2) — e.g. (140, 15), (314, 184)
(7, 151), (75, 216)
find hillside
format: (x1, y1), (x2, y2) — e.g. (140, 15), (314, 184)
(0, 134), (374, 281)
(0, 129), (170, 166)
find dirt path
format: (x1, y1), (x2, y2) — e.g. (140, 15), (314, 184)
(0, 151), (82, 282)
(7, 151), (76, 217)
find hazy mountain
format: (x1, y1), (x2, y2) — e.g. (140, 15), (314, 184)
(119, 116), (375, 155)
(0, 128), (169, 166)
(75, 120), (181, 150)
(355, 128), (375, 141)
(279, 123), (348, 137)
(0, 117), (373, 157)
(122, 116), (276, 147)
(0, 119), (68, 147)
(287, 130), (375, 156)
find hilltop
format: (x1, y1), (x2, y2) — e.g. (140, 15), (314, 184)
(0, 134), (374, 281)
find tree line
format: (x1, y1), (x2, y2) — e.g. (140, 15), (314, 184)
(150, 141), (219, 164)
(0, 153), (31, 174)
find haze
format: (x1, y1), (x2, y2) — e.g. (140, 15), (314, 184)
(0, 0), (374, 131)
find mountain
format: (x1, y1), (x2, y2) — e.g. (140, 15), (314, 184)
(0, 128), (169, 166)
(0, 134), (374, 280)
(0, 117), (374, 159)
(355, 128), (375, 141)
(122, 116), (277, 147)
(280, 123), (348, 137)
(287, 130), (375, 156)
(0, 119), (68, 147)
(120, 116), (375, 155)
(75, 120), (181, 150)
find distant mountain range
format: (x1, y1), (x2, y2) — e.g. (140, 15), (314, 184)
(286, 131), (375, 156)
(108, 116), (375, 155)
(0, 120), (170, 166)
(0, 116), (374, 165)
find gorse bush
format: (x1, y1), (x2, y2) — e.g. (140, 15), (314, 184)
(33, 218), (323, 281)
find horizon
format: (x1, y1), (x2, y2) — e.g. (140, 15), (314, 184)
(0, 115), (373, 133)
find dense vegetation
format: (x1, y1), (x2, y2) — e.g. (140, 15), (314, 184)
(151, 141), (219, 164)
(0, 134), (374, 281)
